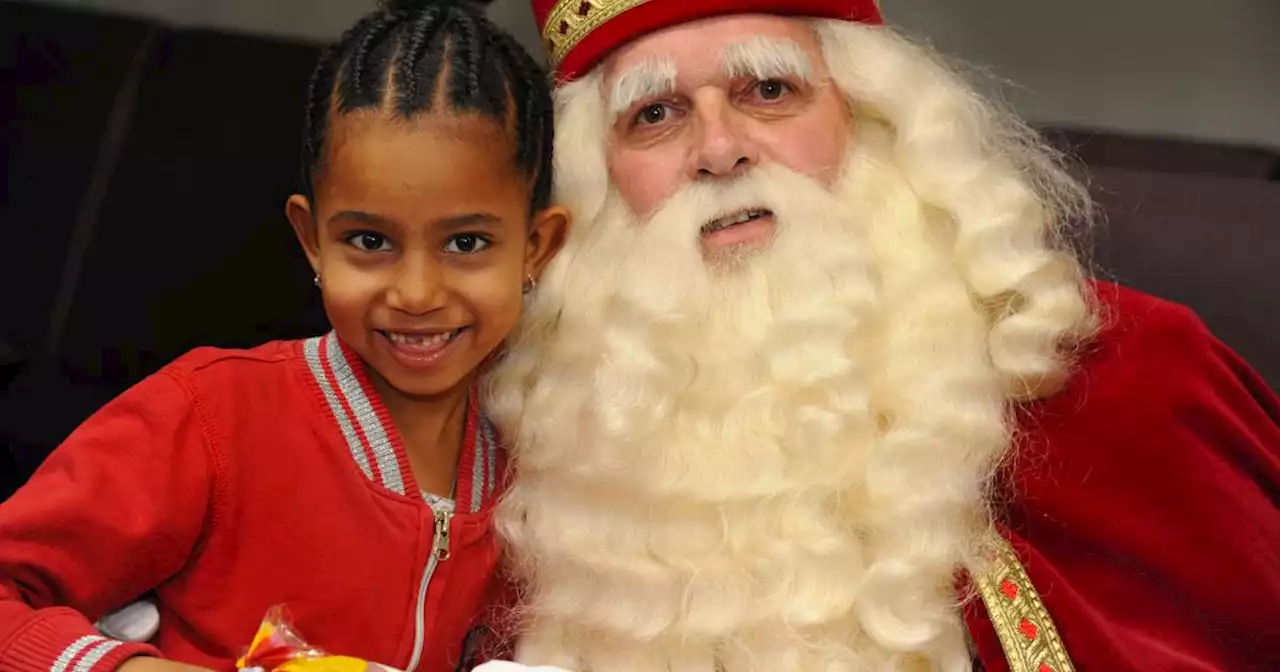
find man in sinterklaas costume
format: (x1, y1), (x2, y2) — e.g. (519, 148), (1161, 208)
(484, 1), (1280, 670)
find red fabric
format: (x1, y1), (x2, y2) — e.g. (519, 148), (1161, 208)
(530, 0), (884, 82)
(965, 282), (1280, 671)
(0, 338), (508, 672)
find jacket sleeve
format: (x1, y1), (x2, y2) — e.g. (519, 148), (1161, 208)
(0, 369), (216, 672)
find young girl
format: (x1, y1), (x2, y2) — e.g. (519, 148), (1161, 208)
(0, 1), (566, 671)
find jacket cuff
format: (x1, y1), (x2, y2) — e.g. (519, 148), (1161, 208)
(5, 608), (160, 672)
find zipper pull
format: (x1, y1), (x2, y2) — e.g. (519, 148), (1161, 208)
(433, 509), (452, 561)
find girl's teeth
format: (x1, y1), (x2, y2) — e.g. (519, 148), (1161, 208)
(388, 331), (455, 347)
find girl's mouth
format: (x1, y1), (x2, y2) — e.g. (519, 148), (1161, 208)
(378, 328), (466, 370)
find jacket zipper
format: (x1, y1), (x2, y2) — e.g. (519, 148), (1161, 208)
(405, 506), (453, 672)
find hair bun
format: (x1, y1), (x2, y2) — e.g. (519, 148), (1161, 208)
(379, 0), (496, 13)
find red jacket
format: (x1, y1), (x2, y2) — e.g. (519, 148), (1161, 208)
(0, 332), (508, 672)
(964, 283), (1280, 671)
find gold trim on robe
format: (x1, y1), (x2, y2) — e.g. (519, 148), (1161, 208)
(975, 534), (1077, 672)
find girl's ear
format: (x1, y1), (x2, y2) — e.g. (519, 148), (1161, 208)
(524, 205), (572, 281)
(286, 194), (322, 277)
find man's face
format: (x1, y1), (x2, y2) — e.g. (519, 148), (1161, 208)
(601, 14), (852, 250)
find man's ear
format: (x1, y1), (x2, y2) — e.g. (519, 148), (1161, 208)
(525, 205), (572, 281)
(286, 194), (322, 277)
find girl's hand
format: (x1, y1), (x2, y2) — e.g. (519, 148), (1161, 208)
(117, 656), (404, 672)
(118, 658), (214, 672)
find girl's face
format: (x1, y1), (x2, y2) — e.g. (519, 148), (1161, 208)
(288, 111), (568, 400)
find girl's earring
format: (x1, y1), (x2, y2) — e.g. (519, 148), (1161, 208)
(313, 275), (321, 288)
(522, 273), (537, 295)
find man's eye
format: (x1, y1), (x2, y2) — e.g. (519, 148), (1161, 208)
(444, 234), (491, 254)
(754, 79), (792, 101)
(635, 103), (670, 126)
(347, 232), (392, 252)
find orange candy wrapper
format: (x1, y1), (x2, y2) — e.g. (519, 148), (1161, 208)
(235, 606), (374, 672)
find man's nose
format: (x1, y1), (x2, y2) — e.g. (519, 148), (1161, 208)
(689, 98), (758, 179)
(386, 255), (448, 315)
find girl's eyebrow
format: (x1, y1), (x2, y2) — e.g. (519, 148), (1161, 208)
(329, 209), (391, 226)
(433, 212), (503, 229)
(328, 210), (502, 228)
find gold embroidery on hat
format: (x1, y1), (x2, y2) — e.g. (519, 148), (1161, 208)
(541, 0), (651, 69)
(541, 0), (886, 71)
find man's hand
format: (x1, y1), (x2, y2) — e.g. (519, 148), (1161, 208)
(472, 663), (575, 672)
(117, 658), (213, 672)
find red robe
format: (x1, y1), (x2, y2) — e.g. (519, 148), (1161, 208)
(964, 282), (1280, 671)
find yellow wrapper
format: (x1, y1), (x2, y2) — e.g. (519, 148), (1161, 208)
(236, 606), (371, 672)
(275, 655), (369, 672)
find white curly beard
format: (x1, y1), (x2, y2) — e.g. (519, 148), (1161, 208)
(488, 143), (1014, 672)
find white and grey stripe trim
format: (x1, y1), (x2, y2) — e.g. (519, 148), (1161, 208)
(323, 333), (406, 494)
(50, 635), (124, 672)
(303, 336), (373, 480)
(470, 416), (500, 512)
(303, 332), (409, 494)
(303, 331), (502, 510)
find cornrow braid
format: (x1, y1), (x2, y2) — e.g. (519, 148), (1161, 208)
(394, 7), (447, 113)
(299, 0), (554, 213)
(493, 36), (552, 208)
(343, 14), (397, 109)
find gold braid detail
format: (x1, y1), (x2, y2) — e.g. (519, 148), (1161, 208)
(539, 0), (887, 71)
(540, 0), (651, 70)
(975, 534), (1077, 672)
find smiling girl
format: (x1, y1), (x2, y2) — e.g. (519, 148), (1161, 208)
(0, 1), (566, 671)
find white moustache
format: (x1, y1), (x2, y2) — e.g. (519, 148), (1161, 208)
(641, 163), (834, 242)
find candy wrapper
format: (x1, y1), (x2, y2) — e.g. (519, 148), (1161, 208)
(235, 606), (391, 672)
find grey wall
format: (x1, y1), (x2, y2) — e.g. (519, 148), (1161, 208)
(884, 0), (1280, 150)
(23, 0), (1280, 148)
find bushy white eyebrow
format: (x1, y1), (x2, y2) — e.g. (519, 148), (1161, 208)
(605, 37), (812, 120)
(722, 37), (813, 83)
(608, 57), (677, 118)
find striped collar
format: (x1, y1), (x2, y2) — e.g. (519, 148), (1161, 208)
(301, 331), (502, 513)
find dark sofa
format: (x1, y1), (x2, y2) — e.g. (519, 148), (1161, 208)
(2, 2), (328, 496)
(2, 1), (1277, 499)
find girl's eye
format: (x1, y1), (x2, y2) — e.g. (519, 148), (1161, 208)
(444, 233), (491, 254)
(347, 231), (392, 252)
(752, 79), (793, 101)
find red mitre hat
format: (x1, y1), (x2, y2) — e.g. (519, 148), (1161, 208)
(531, 0), (884, 82)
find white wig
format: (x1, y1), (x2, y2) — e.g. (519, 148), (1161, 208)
(488, 18), (1096, 672)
